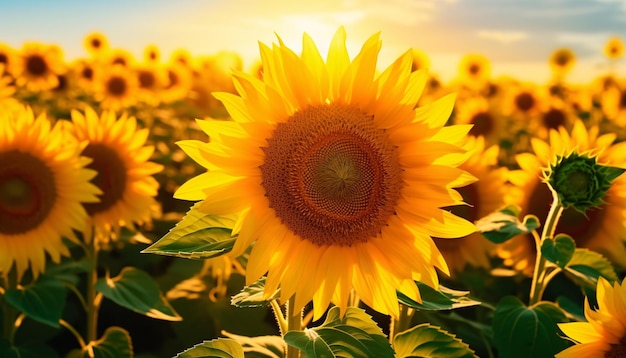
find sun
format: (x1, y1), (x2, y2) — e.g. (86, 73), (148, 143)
(174, 28), (476, 319)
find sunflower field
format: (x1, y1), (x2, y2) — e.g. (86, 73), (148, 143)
(1, 27), (626, 358)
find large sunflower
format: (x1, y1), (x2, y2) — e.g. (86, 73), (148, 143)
(499, 120), (626, 273)
(174, 28), (476, 318)
(557, 277), (626, 357)
(69, 107), (163, 241)
(0, 106), (100, 279)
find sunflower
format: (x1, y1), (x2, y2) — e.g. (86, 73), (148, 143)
(174, 28), (476, 319)
(69, 107), (163, 242)
(70, 58), (100, 94)
(549, 48), (576, 79)
(0, 106), (100, 279)
(169, 49), (193, 68)
(453, 96), (507, 147)
(84, 32), (110, 59)
(160, 62), (192, 104)
(600, 85), (626, 127)
(11, 42), (65, 92)
(93, 64), (139, 110)
(144, 44), (161, 64)
(499, 120), (626, 273)
(457, 53), (491, 91)
(604, 36), (624, 60)
(135, 62), (168, 105)
(557, 277), (626, 357)
(433, 136), (518, 273)
(107, 48), (135, 68)
(502, 81), (547, 123)
(533, 96), (579, 139)
(0, 43), (17, 76)
(411, 49), (431, 72)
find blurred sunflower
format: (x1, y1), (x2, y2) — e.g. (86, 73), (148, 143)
(94, 64), (139, 110)
(0, 106), (100, 279)
(502, 81), (547, 122)
(83, 32), (110, 59)
(174, 28), (476, 319)
(69, 107), (163, 242)
(169, 49), (193, 68)
(12, 42), (65, 92)
(457, 53), (491, 91)
(500, 120), (626, 272)
(71, 58), (100, 93)
(107, 48), (135, 68)
(434, 136), (518, 273)
(533, 96), (578, 139)
(604, 36), (624, 60)
(144, 44), (161, 64)
(549, 48), (576, 79)
(135, 62), (168, 105)
(0, 43), (17, 75)
(160, 63), (192, 103)
(557, 277), (626, 357)
(600, 85), (626, 127)
(453, 96), (506, 147)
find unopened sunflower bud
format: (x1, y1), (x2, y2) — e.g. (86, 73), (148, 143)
(544, 152), (625, 213)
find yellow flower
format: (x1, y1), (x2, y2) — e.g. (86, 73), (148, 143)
(69, 107), (163, 242)
(604, 36), (624, 60)
(0, 106), (100, 279)
(600, 85), (626, 127)
(12, 42), (65, 92)
(93, 64), (139, 111)
(0, 43), (17, 75)
(160, 62), (192, 104)
(135, 62), (168, 105)
(143, 44), (161, 64)
(557, 277), (626, 357)
(549, 48), (576, 79)
(453, 96), (507, 147)
(411, 49), (431, 72)
(175, 28), (476, 319)
(457, 53), (491, 90)
(83, 32), (110, 59)
(434, 136), (518, 273)
(500, 120), (626, 272)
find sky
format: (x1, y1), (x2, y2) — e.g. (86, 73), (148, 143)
(1, 0), (625, 83)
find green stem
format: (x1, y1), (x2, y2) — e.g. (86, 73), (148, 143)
(286, 296), (302, 358)
(85, 231), (100, 343)
(270, 299), (287, 337)
(529, 190), (564, 305)
(389, 304), (412, 343)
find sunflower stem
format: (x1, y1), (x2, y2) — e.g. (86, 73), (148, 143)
(270, 299), (287, 337)
(285, 296), (302, 358)
(529, 190), (564, 305)
(85, 229), (100, 343)
(390, 304), (412, 342)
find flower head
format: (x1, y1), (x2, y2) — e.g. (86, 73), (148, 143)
(175, 28), (475, 319)
(545, 151), (624, 213)
(0, 106), (100, 278)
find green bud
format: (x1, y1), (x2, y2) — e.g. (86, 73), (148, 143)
(544, 152), (625, 213)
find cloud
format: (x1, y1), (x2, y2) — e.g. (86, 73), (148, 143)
(476, 30), (528, 44)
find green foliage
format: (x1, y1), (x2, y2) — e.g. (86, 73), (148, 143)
(231, 277), (280, 308)
(4, 275), (66, 328)
(75, 327), (133, 358)
(175, 338), (244, 358)
(0, 339), (58, 358)
(221, 331), (285, 358)
(397, 282), (481, 311)
(564, 248), (618, 299)
(95, 267), (181, 321)
(492, 296), (569, 358)
(393, 323), (476, 358)
(284, 306), (394, 358)
(142, 202), (238, 259)
(541, 234), (575, 268)
(475, 205), (540, 244)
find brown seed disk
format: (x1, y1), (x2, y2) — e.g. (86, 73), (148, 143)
(260, 104), (402, 247)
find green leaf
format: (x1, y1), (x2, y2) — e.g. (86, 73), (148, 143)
(541, 234), (575, 268)
(284, 306), (394, 358)
(4, 275), (66, 328)
(0, 339), (59, 358)
(80, 327), (133, 358)
(221, 331), (285, 358)
(564, 248), (618, 300)
(393, 323), (476, 358)
(397, 282), (482, 311)
(492, 296), (568, 358)
(142, 202), (238, 259)
(231, 277), (280, 308)
(475, 205), (540, 243)
(96, 267), (182, 321)
(175, 338), (245, 358)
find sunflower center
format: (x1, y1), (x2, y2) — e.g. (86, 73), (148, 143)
(82, 144), (127, 215)
(26, 55), (47, 76)
(81, 66), (94, 80)
(468, 63), (480, 75)
(0, 54), (7, 64)
(138, 70), (155, 89)
(107, 76), (127, 96)
(515, 92), (535, 112)
(91, 38), (102, 49)
(0, 150), (56, 235)
(469, 111), (494, 137)
(260, 104), (402, 247)
(606, 334), (626, 358)
(555, 53), (570, 67)
(543, 108), (566, 130)
(619, 91), (626, 109)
